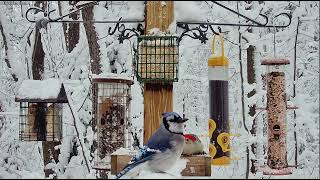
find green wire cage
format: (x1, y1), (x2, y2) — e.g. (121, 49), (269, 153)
(135, 35), (179, 83)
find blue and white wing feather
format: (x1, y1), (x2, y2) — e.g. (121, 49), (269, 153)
(116, 146), (160, 179)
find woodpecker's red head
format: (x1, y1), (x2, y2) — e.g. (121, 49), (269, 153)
(184, 134), (197, 144)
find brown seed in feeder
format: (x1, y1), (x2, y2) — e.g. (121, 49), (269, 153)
(266, 71), (288, 169)
(138, 45), (178, 80)
(24, 103), (61, 141)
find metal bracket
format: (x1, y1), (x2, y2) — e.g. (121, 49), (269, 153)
(108, 18), (144, 43)
(26, 1), (292, 44)
(176, 1), (292, 43)
(26, 2), (144, 43)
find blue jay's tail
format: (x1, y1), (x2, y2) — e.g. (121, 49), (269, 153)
(116, 163), (135, 179)
(116, 162), (147, 179)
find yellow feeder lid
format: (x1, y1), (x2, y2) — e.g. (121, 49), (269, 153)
(208, 34), (229, 66)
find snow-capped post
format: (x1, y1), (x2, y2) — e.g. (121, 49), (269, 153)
(260, 58), (293, 175)
(91, 73), (133, 177)
(139, 1), (178, 144)
(208, 34), (231, 165)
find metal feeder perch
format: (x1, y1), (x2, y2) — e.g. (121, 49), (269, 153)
(135, 35), (179, 83)
(92, 74), (134, 170)
(15, 79), (67, 142)
(260, 57), (295, 175)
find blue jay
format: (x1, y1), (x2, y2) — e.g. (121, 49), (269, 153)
(116, 112), (188, 179)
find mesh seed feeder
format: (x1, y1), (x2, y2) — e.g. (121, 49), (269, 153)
(15, 79), (67, 141)
(135, 35), (179, 83)
(208, 34), (231, 166)
(92, 73), (134, 169)
(260, 57), (293, 175)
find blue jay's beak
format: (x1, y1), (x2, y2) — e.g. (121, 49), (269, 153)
(181, 118), (189, 123)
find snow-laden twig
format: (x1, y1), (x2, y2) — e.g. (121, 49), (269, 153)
(64, 84), (90, 173)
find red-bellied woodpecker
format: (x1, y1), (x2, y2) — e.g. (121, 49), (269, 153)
(182, 134), (204, 155)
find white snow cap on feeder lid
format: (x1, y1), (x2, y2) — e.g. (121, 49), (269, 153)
(91, 73), (134, 85)
(15, 78), (67, 102)
(261, 57), (290, 65)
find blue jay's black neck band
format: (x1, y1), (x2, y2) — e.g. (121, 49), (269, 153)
(163, 119), (184, 136)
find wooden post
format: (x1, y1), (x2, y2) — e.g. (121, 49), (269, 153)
(143, 1), (174, 144)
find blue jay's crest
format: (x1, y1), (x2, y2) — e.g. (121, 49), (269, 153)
(162, 112), (188, 123)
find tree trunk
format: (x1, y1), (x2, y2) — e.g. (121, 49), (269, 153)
(58, 1), (80, 53)
(81, 4), (102, 176)
(32, 1), (61, 178)
(293, 16), (300, 168)
(0, 16), (18, 82)
(237, 2), (249, 179)
(32, 1), (46, 80)
(247, 45), (258, 174)
(82, 5), (102, 75)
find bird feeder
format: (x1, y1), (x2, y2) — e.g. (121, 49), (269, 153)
(135, 35), (179, 83)
(91, 73), (134, 169)
(261, 58), (292, 175)
(15, 79), (67, 141)
(208, 34), (230, 165)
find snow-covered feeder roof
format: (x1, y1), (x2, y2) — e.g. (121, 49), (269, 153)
(15, 78), (68, 103)
(91, 73), (134, 85)
(261, 57), (290, 65)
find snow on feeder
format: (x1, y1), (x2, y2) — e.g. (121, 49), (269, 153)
(260, 57), (293, 175)
(92, 73), (134, 169)
(208, 34), (231, 166)
(15, 79), (67, 141)
(135, 35), (179, 82)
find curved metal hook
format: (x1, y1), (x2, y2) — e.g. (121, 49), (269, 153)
(108, 17), (123, 35)
(258, 13), (269, 26)
(271, 12), (292, 27)
(26, 7), (46, 23)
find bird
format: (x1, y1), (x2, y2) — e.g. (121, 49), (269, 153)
(182, 134), (205, 155)
(116, 112), (188, 179)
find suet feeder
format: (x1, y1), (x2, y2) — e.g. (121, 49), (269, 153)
(91, 73), (134, 169)
(260, 58), (293, 175)
(208, 34), (231, 166)
(135, 35), (179, 83)
(15, 79), (67, 141)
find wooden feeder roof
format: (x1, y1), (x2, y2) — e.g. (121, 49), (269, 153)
(261, 57), (290, 65)
(15, 78), (68, 103)
(91, 73), (134, 85)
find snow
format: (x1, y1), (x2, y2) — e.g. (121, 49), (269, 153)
(16, 78), (62, 100)
(91, 73), (134, 82)
(0, 1), (318, 179)
(111, 148), (137, 156)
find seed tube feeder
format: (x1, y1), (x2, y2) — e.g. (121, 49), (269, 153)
(15, 79), (67, 142)
(261, 58), (292, 175)
(92, 74), (133, 169)
(208, 34), (230, 165)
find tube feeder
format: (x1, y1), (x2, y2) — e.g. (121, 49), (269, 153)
(208, 34), (230, 166)
(260, 57), (293, 175)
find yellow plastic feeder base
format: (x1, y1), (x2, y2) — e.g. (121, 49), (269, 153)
(211, 156), (231, 165)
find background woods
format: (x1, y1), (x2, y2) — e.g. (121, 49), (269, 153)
(0, 1), (318, 179)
